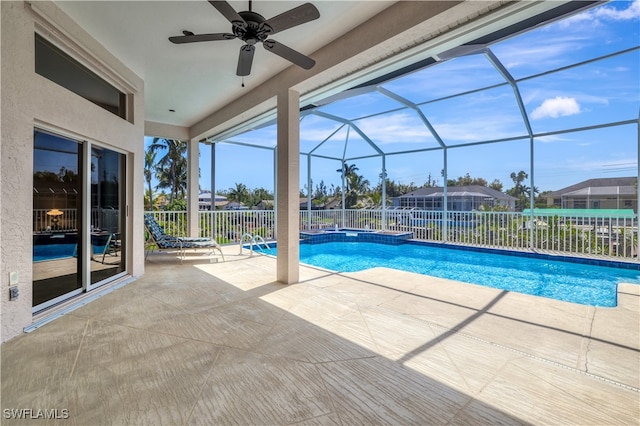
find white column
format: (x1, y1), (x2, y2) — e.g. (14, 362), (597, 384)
(381, 155), (387, 230)
(210, 142), (217, 239)
(276, 89), (300, 284)
(442, 147), (448, 241)
(187, 139), (200, 237)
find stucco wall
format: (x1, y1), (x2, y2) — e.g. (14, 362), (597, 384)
(1, 1), (145, 342)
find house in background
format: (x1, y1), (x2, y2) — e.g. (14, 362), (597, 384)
(546, 177), (637, 212)
(198, 191), (228, 210)
(224, 201), (249, 211)
(393, 185), (517, 212)
(254, 199), (274, 210)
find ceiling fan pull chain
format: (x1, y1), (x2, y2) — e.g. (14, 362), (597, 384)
(241, 76), (245, 88)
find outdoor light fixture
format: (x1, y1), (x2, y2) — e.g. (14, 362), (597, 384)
(46, 208), (63, 226)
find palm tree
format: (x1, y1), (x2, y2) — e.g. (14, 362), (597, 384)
(228, 183), (250, 205)
(337, 162), (359, 183)
(144, 149), (157, 210)
(346, 173), (370, 208)
(149, 138), (187, 203)
(507, 170), (539, 211)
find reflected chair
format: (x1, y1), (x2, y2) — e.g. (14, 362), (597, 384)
(101, 232), (121, 264)
(90, 232), (120, 264)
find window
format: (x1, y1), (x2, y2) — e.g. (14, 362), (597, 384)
(35, 33), (127, 119)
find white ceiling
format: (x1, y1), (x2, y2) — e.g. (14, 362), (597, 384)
(55, 1), (395, 128)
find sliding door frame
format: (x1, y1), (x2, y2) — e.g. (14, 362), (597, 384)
(33, 125), (129, 312)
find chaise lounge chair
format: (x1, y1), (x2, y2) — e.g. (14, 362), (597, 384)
(144, 213), (224, 263)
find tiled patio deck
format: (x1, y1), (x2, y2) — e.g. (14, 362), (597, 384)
(2, 245), (639, 425)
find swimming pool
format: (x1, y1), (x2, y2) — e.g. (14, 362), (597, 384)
(257, 241), (640, 307)
(33, 243), (76, 262)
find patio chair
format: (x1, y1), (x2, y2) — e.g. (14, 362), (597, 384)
(94, 232), (121, 264)
(144, 214), (224, 263)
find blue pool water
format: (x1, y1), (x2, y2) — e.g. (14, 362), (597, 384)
(260, 242), (640, 307)
(33, 243), (107, 262)
(33, 243), (77, 262)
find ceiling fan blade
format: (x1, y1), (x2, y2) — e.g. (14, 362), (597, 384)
(263, 3), (320, 35)
(263, 40), (315, 70)
(209, 1), (246, 26)
(237, 44), (255, 76)
(169, 33), (236, 44)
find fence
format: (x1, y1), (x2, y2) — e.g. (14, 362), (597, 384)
(147, 210), (276, 245)
(143, 209), (638, 261)
(33, 208), (120, 233)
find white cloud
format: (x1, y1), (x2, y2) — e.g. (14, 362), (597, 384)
(530, 97), (581, 120)
(354, 113), (434, 144)
(592, 0), (640, 21)
(558, 0), (640, 27)
(535, 134), (571, 144)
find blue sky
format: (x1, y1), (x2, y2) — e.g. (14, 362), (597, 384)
(147, 0), (639, 196)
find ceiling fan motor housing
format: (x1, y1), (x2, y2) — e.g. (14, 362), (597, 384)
(235, 11), (271, 45)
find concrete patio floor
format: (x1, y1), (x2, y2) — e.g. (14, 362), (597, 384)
(2, 245), (639, 425)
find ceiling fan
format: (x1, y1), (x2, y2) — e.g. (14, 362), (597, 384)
(169, 1), (320, 77)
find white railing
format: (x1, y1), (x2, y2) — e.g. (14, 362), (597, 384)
(147, 210), (276, 245)
(34, 208), (78, 233)
(143, 209), (638, 261)
(33, 208), (120, 234)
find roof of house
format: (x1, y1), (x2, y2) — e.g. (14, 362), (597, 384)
(522, 208), (636, 218)
(198, 192), (227, 202)
(398, 185), (517, 201)
(547, 177), (637, 197)
(562, 186), (637, 197)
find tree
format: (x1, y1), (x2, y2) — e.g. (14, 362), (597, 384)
(228, 182), (250, 205)
(149, 138), (188, 203)
(506, 170), (539, 211)
(368, 192), (382, 208)
(347, 173), (370, 200)
(337, 162), (359, 180)
(423, 173), (438, 188)
(448, 173), (487, 187)
(250, 187), (273, 207)
(314, 180), (328, 200)
(489, 179), (503, 192)
(144, 149), (157, 210)
(163, 198), (186, 211)
(375, 179), (418, 198)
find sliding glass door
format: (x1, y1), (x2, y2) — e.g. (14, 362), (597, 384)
(33, 129), (127, 311)
(89, 146), (126, 287)
(33, 130), (83, 308)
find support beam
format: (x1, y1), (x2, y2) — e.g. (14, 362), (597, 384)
(381, 155), (387, 230)
(442, 148), (448, 241)
(307, 154), (312, 229)
(210, 143), (216, 238)
(276, 89), (300, 284)
(187, 139), (199, 237)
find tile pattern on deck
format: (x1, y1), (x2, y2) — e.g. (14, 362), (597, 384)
(2, 246), (639, 425)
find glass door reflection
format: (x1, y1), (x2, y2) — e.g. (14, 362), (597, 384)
(90, 146), (125, 285)
(32, 130), (83, 309)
